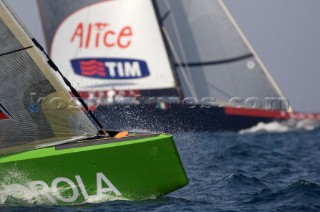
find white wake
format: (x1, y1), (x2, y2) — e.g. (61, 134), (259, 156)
(239, 119), (320, 134)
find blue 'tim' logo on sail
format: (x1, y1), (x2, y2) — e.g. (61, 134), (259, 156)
(71, 58), (150, 79)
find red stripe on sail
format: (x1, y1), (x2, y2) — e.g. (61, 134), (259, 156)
(79, 59), (99, 66)
(80, 60), (106, 77)
(80, 66), (105, 71)
(0, 111), (9, 120)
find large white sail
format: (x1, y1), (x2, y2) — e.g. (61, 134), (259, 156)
(156, 0), (289, 110)
(37, 0), (176, 93)
(0, 0), (97, 154)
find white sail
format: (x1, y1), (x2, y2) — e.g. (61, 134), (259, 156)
(156, 0), (289, 110)
(38, 0), (176, 92)
(0, 0), (97, 154)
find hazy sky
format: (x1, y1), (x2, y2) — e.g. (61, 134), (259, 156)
(7, 0), (320, 113)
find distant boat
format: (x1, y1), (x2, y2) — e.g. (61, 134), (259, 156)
(36, 0), (320, 132)
(0, 0), (187, 205)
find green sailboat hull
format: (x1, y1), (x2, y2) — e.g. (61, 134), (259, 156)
(0, 134), (188, 205)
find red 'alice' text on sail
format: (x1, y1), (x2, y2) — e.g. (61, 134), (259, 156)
(70, 22), (133, 49)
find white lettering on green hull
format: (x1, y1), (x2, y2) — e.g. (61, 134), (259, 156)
(0, 172), (121, 204)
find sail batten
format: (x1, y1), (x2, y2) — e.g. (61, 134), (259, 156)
(0, 46), (33, 57)
(0, 0), (98, 154)
(174, 53), (254, 67)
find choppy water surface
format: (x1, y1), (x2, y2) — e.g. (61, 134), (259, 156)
(4, 123), (320, 211)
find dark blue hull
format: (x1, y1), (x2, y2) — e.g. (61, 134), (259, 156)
(96, 104), (278, 133)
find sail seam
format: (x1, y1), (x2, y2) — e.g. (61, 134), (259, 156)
(174, 53), (254, 67)
(0, 46), (33, 57)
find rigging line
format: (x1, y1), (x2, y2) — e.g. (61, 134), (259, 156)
(31, 38), (104, 130)
(152, 0), (184, 99)
(0, 46), (33, 57)
(163, 27), (199, 101)
(174, 53), (254, 68)
(163, 1), (199, 101)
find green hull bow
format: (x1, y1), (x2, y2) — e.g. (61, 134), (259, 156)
(0, 134), (188, 205)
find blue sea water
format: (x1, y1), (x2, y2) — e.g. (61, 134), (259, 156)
(3, 125), (320, 211)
